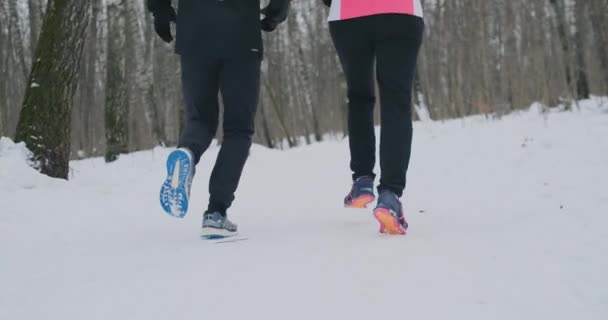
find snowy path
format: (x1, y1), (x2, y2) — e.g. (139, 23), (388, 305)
(2, 99), (608, 320)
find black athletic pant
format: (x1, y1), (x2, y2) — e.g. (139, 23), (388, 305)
(179, 52), (261, 214)
(330, 14), (424, 197)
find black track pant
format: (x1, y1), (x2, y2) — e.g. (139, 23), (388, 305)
(330, 14), (424, 197)
(179, 52), (261, 214)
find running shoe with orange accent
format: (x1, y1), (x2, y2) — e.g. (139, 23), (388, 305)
(373, 190), (408, 235)
(344, 176), (376, 208)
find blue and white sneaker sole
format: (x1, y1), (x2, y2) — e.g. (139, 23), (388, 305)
(160, 149), (193, 218)
(201, 228), (238, 240)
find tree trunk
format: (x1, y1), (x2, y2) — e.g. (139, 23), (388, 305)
(104, 0), (128, 163)
(258, 98), (275, 149)
(8, 0), (30, 79)
(14, 0), (91, 179)
(28, 0), (43, 55)
(588, 0), (608, 93)
(549, 0), (575, 99)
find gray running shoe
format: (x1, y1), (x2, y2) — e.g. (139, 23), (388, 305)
(201, 211), (238, 239)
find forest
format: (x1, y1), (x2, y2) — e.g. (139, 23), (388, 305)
(1, 0), (607, 161)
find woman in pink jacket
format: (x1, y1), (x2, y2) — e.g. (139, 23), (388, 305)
(325, 0), (424, 235)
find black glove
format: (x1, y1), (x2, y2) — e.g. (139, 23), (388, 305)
(322, 0), (332, 7)
(261, 1), (290, 32)
(261, 17), (278, 32)
(147, 0), (177, 43)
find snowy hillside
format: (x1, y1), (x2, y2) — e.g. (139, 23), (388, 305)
(1, 98), (608, 320)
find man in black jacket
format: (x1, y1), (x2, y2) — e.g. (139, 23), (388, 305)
(151, 0), (290, 239)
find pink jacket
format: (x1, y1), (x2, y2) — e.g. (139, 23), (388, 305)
(328, 0), (423, 21)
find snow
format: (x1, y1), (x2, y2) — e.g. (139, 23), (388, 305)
(1, 98), (608, 320)
(0, 137), (62, 190)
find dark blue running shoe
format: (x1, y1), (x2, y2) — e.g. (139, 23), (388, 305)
(373, 190), (408, 235)
(160, 148), (194, 218)
(344, 176), (376, 208)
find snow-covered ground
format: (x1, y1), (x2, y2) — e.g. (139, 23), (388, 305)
(2, 98), (608, 320)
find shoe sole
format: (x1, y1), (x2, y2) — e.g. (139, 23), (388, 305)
(373, 208), (407, 235)
(159, 149), (192, 218)
(345, 194), (376, 209)
(201, 227), (238, 240)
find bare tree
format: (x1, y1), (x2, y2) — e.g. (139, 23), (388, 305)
(14, 0), (91, 178)
(104, 0), (128, 162)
